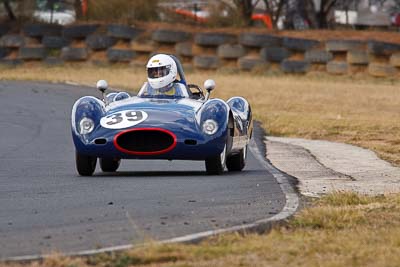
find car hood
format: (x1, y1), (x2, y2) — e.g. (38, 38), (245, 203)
(103, 96), (204, 128)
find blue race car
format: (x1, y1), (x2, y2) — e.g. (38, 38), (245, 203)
(71, 55), (252, 176)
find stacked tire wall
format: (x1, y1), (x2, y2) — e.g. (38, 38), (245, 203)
(1, 23), (400, 77)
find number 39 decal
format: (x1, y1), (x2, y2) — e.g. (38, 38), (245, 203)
(100, 110), (148, 129)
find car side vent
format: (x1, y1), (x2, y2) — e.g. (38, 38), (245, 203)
(94, 138), (107, 145)
(184, 139), (197, 145)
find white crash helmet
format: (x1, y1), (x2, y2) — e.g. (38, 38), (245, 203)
(146, 54), (178, 89)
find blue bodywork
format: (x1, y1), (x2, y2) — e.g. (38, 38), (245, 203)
(72, 94), (252, 160)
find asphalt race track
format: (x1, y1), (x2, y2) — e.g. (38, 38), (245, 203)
(0, 81), (288, 259)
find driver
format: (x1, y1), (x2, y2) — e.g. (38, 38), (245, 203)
(145, 54), (183, 97)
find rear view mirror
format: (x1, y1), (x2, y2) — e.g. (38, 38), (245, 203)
(204, 79), (216, 93)
(96, 80), (108, 93)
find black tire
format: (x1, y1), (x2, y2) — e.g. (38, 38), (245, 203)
(107, 24), (141, 40)
(86, 34), (116, 50)
(326, 61), (348, 75)
(0, 59), (23, 67)
(19, 47), (46, 60)
(0, 47), (11, 59)
(237, 56), (266, 71)
(326, 39), (365, 52)
(368, 63), (397, 77)
(282, 37), (319, 51)
(63, 24), (99, 39)
(226, 146), (247, 172)
(61, 47), (88, 61)
(175, 42), (193, 56)
(217, 44), (246, 59)
(76, 151), (96, 176)
(260, 47), (291, 62)
(239, 33), (281, 48)
(193, 55), (219, 69)
(107, 48), (135, 62)
(304, 49), (333, 63)
(0, 34), (25, 48)
(368, 40), (400, 56)
(195, 33), (237, 46)
(99, 158), (120, 172)
(205, 145), (227, 175)
(44, 57), (64, 66)
(23, 23), (63, 37)
(280, 59), (310, 73)
(42, 36), (69, 48)
(152, 29), (191, 44)
(0, 24), (10, 37)
(347, 50), (369, 65)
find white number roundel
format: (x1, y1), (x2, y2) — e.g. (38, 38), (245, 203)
(100, 110), (148, 129)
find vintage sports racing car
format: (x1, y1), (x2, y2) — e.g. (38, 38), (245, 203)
(71, 56), (253, 176)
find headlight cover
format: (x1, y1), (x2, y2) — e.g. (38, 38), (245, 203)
(202, 119), (218, 135)
(79, 117), (95, 135)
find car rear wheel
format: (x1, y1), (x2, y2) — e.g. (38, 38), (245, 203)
(76, 151), (97, 176)
(226, 145), (247, 172)
(205, 144), (226, 175)
(99, 158), (121, 172)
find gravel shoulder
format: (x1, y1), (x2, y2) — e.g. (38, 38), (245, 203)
(266, 136), (400, 197)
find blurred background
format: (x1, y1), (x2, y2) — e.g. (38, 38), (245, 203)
(1, 0), (400, 29)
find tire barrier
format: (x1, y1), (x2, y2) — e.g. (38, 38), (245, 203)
(326, 39), (365, 52)
(237, 56), (266, 71)
(239, 33), (281, 47)
(152, 29), (191, 44)
(217, 44), (246, 59)
(368, 63), (397, 77)
(107, 24), (141, 40)
(19, 47), (46, 60)
(282, 37), (319, 51)
(42, 36), (69, 48)
(61, 47), (88, 61)
(0, 34), (25, 48)
(347, 50), (369, 65)
(175, 42), (193, 57)
(63, 24), (99, 39)
(305, 49), (333, 63)
(368, 40), (400, 56)
(1, 22), (400, 78)
(195, 33), (237, 46)
(260, 47), (290, 62)
(281, 59), (310, 73)
(193, 55), (220, 69)
(86, 35), (116, 50)
(327, 61), (348, 74)
(23, 24), (62, 37)
(107, 49), (135, 62)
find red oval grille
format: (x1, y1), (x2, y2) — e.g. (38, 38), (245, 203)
(114, 128), (176, 155)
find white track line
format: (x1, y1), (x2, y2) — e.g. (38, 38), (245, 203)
(6, 138), (299, 262)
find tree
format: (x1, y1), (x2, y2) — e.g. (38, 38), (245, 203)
(232, 0), (254, 26)
(263, 0), (286, 28)
(2, 0), (16, 20)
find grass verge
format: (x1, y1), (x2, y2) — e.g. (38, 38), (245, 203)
(4, 192), (400, 267)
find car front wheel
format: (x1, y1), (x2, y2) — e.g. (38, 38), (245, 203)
(76, 151), (97, 176)
(226, 145), (247, 172)
(99, 158), (121, 172)
(205, 144), (226, 175)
